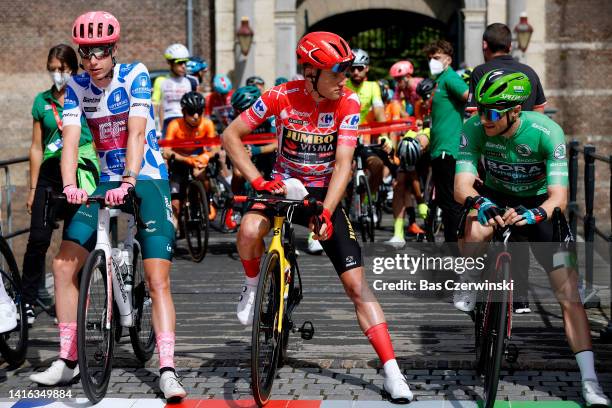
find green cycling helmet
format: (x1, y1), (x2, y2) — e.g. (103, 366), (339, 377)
(231, 85), (261, 112)
(475, 69), (531, 108)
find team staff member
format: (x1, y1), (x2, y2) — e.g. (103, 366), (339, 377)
(466, 23), (547, 115)
(30, 11), (186, 401)
(223, 31), (414, 403)
(424, 39), (468, 243)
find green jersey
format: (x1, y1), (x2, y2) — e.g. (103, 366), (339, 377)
(345, 79), (383, 124)
(429, 67), (468, 159)
(456, 111), (568, 197)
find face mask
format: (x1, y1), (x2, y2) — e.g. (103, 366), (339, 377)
(50, 72), (71, 91)
(429, 58), (445, 76)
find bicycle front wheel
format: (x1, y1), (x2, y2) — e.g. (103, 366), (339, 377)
(183, 180), (209, 262)
(129, 241), (155, 362)
(476, 259), (510, 408)
(77, 249), (115, 404)
(251, 251), (282, 407)
(0, 237), (28, 367)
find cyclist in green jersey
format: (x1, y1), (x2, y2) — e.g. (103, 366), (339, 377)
(454, 69), (610, 407)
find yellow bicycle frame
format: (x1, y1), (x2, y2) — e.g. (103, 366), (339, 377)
(268, 215), (291, 334)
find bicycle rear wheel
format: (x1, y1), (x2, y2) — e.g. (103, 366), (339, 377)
(129, 241), (155, 362)
(77, 249), (115, 404)
(251, 251), (282, 407)
(475, 258), (510, 408)
(0, 237), (28, 367)
(183, 180), (209, 262)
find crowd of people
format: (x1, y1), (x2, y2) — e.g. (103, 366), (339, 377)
(0, 9), (608, 407)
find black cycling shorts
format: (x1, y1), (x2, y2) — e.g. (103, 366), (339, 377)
(169, 161), (191, 199)
(249, 187), (362, 275)
(480, 186), (574, 273)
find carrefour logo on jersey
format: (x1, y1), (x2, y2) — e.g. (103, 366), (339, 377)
(107, 88), (130, 114)
(340, 114), (360, 130)
(252, 98), (268, 118)
(118, 63), (136, 83)
(146, 129), (159, 151)
(64, 86), (79, 110)
(73, 73), (90, 89)
(317, 113), (334, 128)
(130, 73), (151, 99)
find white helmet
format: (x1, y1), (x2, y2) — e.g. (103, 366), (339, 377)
(164, 43), (190, 61)
(351, 48), (370, 66)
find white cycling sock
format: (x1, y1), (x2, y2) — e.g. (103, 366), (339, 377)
(383, 359), (403, 378)
(245, 276), (258, 286)
(0, 281), (12, 304)
(575, 350), (597, 381)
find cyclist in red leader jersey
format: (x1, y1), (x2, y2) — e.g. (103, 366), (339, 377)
(223, 31), (413, 403)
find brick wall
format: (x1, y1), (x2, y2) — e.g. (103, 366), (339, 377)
(545, 0), (612, 230)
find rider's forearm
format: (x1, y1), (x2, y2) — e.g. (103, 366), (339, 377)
(540, 185), (568, 216)
(324, 160), (352, 213)
(60, 125), (81, 187)
(222, 124), (261, 182)
(454, 173), (479, 206)
(163, 148), (190, 162)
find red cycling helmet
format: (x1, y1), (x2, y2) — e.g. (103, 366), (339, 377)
(296, 31), (354, 73)
(72, 11), (120, 45)
(389, 60), (414, 78)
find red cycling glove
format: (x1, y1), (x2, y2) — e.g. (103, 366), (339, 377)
(251, 176), (285, 194)
(313, 208), (333, 240)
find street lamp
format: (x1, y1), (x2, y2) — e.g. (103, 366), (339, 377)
(514, 12), (534, 52)
(236, 16), (254, 56)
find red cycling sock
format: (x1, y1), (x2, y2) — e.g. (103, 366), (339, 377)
(241, 257), (261, 278)
(365, 322), (395, 364)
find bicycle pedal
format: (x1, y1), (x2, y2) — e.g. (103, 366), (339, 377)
(505, 343), (519, 363)
(298, 321), (315, 340)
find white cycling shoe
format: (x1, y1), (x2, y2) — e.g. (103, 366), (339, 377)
(307, 234), (323, 255)
(582, 379), (610, 407)
(453, 289), (477, 313)
(0, 301), (17, 333)
(385, 236), (406, 249)
(29, 360), (79, 386)
(160, 370), (187, 402)
(237, 283), (257, 326)
(383, 375), (414, 403)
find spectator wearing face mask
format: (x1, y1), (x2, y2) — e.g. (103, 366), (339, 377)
(23, 44), (99, 325)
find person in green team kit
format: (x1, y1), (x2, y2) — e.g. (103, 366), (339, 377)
(454, 69), (610, 407)
(423, 40), (468, 244)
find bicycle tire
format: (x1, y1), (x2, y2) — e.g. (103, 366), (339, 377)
(358, 175), (375, 242)
(251, 251), (282, 407)
(278, 263), (297, 369)
(129, 241), (155, 362)
(77, 249), (115, 404)
(183, 180), (209, 262)
(0, 237), (28, 367)
(476, 257), (510, 408)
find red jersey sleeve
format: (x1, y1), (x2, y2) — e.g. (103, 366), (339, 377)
(239, 89), (276, 131)
(337, 92), (361, 148)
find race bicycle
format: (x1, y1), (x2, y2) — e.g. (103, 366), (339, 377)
(46, 189), (155, 403)
(234, 194), (320, 406)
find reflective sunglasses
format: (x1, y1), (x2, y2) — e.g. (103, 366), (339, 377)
(173, 59), (188, 65)
(331, 58), (354, 73)
(78, 45), (114, 60)
(478, 106), (513, 122)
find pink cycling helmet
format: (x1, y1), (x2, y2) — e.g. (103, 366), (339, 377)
(389, 60), (414, 77)
(72, 11), (120, 45)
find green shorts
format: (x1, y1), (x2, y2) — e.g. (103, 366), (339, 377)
(64, 180), (175, 261)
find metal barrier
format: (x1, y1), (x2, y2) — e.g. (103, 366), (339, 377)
(0, 156), (30, 244)
(567, 141), (612, 341)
